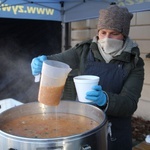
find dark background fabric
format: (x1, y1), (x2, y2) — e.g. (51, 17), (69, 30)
(0, 18), (61, 103)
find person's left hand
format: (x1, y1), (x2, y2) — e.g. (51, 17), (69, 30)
(85, 85), (107, 106)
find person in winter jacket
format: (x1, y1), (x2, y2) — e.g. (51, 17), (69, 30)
(31, 4), (144, 150)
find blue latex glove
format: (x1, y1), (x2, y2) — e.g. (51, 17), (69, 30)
(31, 55), (47, 76)
(85, 85), (107, 106)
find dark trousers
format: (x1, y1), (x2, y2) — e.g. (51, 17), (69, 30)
(108, 117), (132, 150)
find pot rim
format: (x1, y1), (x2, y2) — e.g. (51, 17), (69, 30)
(0, 101), (107, 141)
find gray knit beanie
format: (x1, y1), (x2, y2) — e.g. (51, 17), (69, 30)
(97, 5), (133, 37)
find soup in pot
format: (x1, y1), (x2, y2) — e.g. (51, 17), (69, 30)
(0, 113), (99, 138)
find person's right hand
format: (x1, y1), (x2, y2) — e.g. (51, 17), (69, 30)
(31, 55), (47, 76)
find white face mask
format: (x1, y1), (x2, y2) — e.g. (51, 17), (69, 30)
(98, 38), (123, 54)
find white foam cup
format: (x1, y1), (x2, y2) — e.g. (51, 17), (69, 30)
(73, 75), (100, 103)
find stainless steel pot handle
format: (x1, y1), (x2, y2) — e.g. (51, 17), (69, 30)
(82, 144), (91, 150)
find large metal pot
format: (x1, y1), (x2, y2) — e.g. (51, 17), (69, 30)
(0, 101), (107, 150)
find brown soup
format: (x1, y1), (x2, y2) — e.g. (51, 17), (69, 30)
(1, 113), (99, 138)
(38, 85), (64, 106)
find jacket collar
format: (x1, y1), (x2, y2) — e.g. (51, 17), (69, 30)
(90, 40), (140, 63)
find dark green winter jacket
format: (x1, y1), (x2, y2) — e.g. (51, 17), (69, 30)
(47, 39), (144, 117)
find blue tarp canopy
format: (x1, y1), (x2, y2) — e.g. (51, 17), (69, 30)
(0, 0), (150, 22)
(1, 0), (150, 51)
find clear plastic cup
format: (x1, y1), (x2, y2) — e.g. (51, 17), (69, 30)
(73, 75), (100, 103)
(38, 60), (72, 106)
